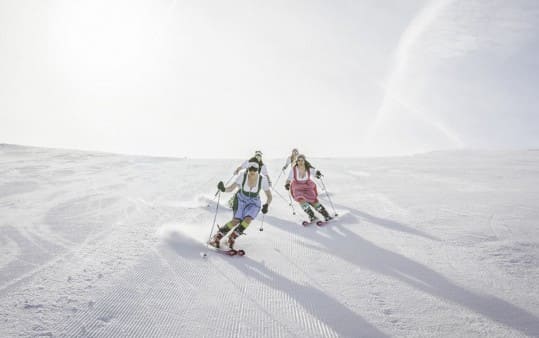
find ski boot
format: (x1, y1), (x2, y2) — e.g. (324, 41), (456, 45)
(208, 232), (224, 248)
(227, 231), (240, 250)
(316, 204), (333, 222)
(302, 204), (316, 219)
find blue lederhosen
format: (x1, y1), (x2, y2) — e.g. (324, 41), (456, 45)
(234, 191), (261, 220)
(233, 173), (263, 220)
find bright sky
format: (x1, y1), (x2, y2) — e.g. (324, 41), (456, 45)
(1, 0), (538, 158)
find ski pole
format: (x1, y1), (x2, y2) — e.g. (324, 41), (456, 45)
(319, 177), (338, 217)
(272, 169), (285, 188)
(269, 184), (296, 216)
(271, 183), (297, 215)
(206, 191), (222, 247)
(287, 191), (297, 215)
(271, 186), (289, 203)
(259, 213), (265, 232)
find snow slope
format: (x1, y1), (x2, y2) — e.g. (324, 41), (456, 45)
(1, 144), (538, 337)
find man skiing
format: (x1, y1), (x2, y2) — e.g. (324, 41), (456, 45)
(228, 150), (272, 208)
(210, 161), (272, 250)
(284, 154), (332, 224)
(233, 150), (272, 186)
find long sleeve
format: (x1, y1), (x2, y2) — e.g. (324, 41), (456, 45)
(287, 167), (294, 181)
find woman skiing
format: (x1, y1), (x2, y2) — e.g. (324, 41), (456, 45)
(282, 148), (299, 171)
(284, 154), (332, 224)
(210, 161), (272, 249)
(281, 148), (314, 172)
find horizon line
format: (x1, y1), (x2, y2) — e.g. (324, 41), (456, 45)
(2, 142), (538, 161)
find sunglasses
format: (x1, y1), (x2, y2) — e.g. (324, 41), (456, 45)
(248, 167), (258, 172)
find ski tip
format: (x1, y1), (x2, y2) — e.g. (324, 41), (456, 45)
(226, 249), (238, 256)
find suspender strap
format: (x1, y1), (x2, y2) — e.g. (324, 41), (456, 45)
(240, 173), (263, 198)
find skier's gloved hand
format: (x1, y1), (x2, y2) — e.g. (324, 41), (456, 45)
(261, 203), (269, 214)
(217, 181), (225, 192)
(284, 182), (290, 190)
(315, 170), (323, 179)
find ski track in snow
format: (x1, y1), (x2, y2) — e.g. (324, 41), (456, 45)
(1, 145), (539, 337)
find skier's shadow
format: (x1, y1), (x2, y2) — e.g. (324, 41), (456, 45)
(317, 197), (439, 241)
(272, 180), (438, 241)
(264, 215), (539, 336)
(227, 256), (388, 338)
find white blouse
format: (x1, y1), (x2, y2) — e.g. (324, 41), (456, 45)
(288, 166), (317, 182)
(235, 173), (270, 193)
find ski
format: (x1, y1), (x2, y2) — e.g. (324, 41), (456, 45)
(302, 216), (335, 226)
(219, 249), (240, 256)
(316, 217), (334, 226)
(302, 220), (316, 226)
(204, 246), (245, 257)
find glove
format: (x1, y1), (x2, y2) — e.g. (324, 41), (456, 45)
(284, 182), (290, 191)
(282, 165), (287, 171)
(217, 181), (225, 192)
(315, 170), (323, 179)
(261, 203), (269, 214)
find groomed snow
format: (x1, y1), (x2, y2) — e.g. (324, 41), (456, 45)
(1, 144), (538, 337)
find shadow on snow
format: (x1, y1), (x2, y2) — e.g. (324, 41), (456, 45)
(263, 214), (539, 336)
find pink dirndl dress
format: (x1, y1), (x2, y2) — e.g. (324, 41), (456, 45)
(290, 168), (318, 203)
